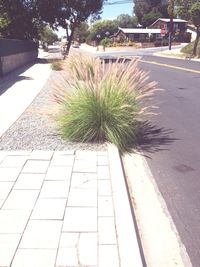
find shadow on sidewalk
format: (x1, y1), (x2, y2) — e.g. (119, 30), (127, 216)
(0, 57), (52, 96)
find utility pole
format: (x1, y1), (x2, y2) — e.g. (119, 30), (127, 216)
(168, 0), (174, 50)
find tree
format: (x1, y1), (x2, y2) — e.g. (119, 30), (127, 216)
(142, 11), (162, 27)
(133, 0), (169, 25)
(73, 22), (89, 43)
(87, 20), (118, 42)
(190, 2), (200, 56)
(134, 0), (151, 25)
(39, 26), (58, 46)
(116, 14), (138, 28)
(36, 0), (105, 54)
(100, 37), (111, 50)
(0, 0), (39, 40)
(176, 0), (194, 20)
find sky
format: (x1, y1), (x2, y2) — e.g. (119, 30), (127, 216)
(56, 1), (134, 38)
(101, 2), (133, 20)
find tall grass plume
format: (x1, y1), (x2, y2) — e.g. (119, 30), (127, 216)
(52, 54), (157, 152)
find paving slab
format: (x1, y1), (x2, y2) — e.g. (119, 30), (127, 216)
(0, 234), (21, 267)
(14, 173), (45, 190)
(0, 167), (21, 182)
(39, 180), (70, 198)
(0, 181), (14, 200)
(19, 220), (62, 249)
(0, 210), (30, 234)
(31, 198), (67, 220)
(11, 249), (57, 267)
(2, 190), (39, 210)
(0, 149), (143, 267)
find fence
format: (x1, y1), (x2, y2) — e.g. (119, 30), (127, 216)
(0, 38), (38, 76)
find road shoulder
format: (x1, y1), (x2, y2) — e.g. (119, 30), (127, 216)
(122, 152), (193, 267)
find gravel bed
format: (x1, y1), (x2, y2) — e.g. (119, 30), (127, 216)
(0, 67), (106, 151)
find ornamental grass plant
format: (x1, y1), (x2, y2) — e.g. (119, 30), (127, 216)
(53, 54), (157, 152)
(51, 60), (63, 71)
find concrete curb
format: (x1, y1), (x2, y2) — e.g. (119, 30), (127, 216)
(122, 152), (193, 267)
(153, 52), (200, 62)
(107, 144), (144, 267)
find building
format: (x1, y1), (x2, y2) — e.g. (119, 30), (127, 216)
(150, 18), (187, 32)
(149, 18), (190, 42)
(113, 18), (191, 43)
(114, 27), (161, 42)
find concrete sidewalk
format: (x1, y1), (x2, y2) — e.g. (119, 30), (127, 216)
(0, 147), (143, 267)
(0, 55), (51, 138)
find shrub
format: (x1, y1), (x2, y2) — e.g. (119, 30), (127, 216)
(100, 37), (111, 48)
(127, 40), (134, 46)
(51, 60), (63, 71)
(154, 39), (168, 47)
(53, 55), (156, 152)
(181, 41), (200, 57)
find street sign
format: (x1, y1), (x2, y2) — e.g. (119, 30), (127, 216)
(161, 28), (166, 35)
(161, 28), (166, 36)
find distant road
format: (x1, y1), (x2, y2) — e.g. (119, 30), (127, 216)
(93, 44), (185, 57)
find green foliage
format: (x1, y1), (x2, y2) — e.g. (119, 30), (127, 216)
(134, 0), (151, 24)
(142, 11), (162, 27)
(39, 26), (58, 45)
(87, 20), (118, 42)
(181, 41), (200, 57)
(190, 2), (200, 27)
(154, 39), (169, 47)
(53, 55), (156, 152)
(181, 43), (193, 54)
(176, 0), (196, 21)
(100, 37), (111, 48)
(177, 0), (200, 55)
(73, 22), (89, 43)
(127, 40), (138, 47)
(0, 0), (39, 40)
(51, 60), (63, 71)
(37, 0), (105, 54)
(134, 0), (169, 25)
(116, 14), (138, 28)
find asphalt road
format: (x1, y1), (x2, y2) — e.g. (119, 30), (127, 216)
(136, 56), (200, 267)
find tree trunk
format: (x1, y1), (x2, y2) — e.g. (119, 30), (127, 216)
(192, 26), (200, 56)
(66, 25), (76, 56)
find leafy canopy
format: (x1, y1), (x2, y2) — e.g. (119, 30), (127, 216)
(73, 22), (89, 43)
(87, 14), (138, 42)
(133, 0), (169, 26)
(190, 1), (200, 27)
(116, 14), (138, 28)
(0, 0), (39, 40)
(39, 26), (58, 45)
(36, 0), (104, 53)
(87, 20), (118, 42)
